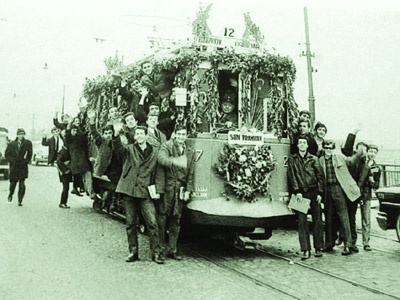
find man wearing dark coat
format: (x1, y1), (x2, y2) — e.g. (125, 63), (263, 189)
(5, 128), (33, 206)
(42, 127), (60, 166)
(155, 125), (195, 260)
(112, 123), (163, 264)
(56, 144), (72, 208)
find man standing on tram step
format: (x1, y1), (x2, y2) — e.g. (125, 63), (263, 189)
(112, 122), (164, 264)
(88, 110), (122, 212)
(42, 127), (60, 166)
(287, 135), (324, 260)
(357, 144), (381, 251)
(318, 140), (363, 255)
(155, 125), (195, 261)
(290, 118), (318, 156)
(5, 128), (33, 206)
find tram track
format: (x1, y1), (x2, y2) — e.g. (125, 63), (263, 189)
(182, 239), (400, 300)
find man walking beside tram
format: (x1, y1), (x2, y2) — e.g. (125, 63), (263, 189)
(288, 135), (324, 260)
(155, 125), (195, 261)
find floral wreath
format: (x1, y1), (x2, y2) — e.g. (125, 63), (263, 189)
(215, 143), (276, 202)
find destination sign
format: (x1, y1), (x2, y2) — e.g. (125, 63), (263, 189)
(228, 131), (264, 146)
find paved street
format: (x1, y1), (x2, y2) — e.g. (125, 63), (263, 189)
(0, 165), (399, 300)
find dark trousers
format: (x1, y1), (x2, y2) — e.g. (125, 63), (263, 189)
(60, 176), (70, 205)
(296, 190), (324, 251)
(346, 198), (359, 247)
(73, 174), (84, 190)
(325, 184), (352, 248)
(9, 179), (26, 203)
(155, 196), (183, 255)
(123, 195), (160, 256)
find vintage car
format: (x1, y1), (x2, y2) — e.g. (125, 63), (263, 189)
(375, 186), (400, 242)
(32, 142), (49, 166)
(0, 127), (9, 180)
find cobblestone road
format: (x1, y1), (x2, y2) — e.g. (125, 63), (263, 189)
(0, 166), (399, 300)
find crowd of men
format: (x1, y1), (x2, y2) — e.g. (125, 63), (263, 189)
(3, 59), (382, 263)
(288, 110), (381, 259)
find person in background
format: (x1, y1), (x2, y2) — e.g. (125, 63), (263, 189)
(112, 122), (163, 264)
(218, 89), (238, 132)
(146, 111), (167, 150)
(313, 122), (327, 157)
(357, 144), (381, 251)
(56, 143), (72, 208)
(288, 135), (324, 260)
(291, 118), (318, 156)
(122, 112), (137, 145)
(5, 128), (33, 206)
(42, 127), (61, 166)
(53, 111), (70, 133)
(299, 110), (311, 121)
(156, 125), (195, 261)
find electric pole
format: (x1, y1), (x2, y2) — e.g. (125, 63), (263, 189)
(302, 7), (316, 124)
(62, 85), (65, 116)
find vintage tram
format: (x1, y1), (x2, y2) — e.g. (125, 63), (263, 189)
(83, 26), (300, 245)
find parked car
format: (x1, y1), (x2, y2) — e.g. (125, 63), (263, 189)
(376, 186), (400, 242)
(0, 127), (9, 180)
(32, 142), (49, 166)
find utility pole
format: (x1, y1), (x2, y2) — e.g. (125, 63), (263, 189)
(302, 7), (316, 124)
(62, 85), (65, 116)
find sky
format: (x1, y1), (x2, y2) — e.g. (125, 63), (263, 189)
(1, 0), (400, 148)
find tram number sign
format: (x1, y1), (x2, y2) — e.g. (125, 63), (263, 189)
(228, 131), (264, 146)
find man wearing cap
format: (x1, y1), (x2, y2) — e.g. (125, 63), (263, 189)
(155, 125), (195, 260)
(112, 122), (163, 264)
(42, 127), (61, 166)
(356, 144), (381, 251)
(218, 88), (238, 132)
(5, 128), (33, 206)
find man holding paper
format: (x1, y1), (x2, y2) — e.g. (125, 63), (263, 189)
(155, 125), (195, 261)
(288, 135), (324, 260)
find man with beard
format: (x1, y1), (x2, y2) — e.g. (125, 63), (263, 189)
(5, 128), (33, 206)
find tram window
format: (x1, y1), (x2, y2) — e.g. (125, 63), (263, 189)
(217, 71), (239, 133)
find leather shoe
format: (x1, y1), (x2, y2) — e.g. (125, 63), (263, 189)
(314, 250), (323, 258)
(71, 189), (83, 197)
(322, 246), (334, 253)
(167, 253), (182, 261)
(349, 245), (359, 253)
(341, 247), (351, 256)
(301, 250), (310, 260)
(126, 253), (139, 262)
(18, 202), (22, 206)
(363, 245), (372, 251)
(152, 254), (165, 264)
(59, 204), (70, 209)
(7, 195), (12, 202)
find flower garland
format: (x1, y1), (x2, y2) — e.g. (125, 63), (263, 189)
(81, 47), (298, 138)
(215, 143), (276, 202)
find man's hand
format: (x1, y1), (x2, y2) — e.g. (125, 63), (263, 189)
(225, 121), (233, 128)
(184, 191), (191, 201)
(112, 121), (124, 136)
(172, 155), (187, 169)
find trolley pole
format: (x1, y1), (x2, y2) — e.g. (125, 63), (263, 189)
(302, 7), (316, 124)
